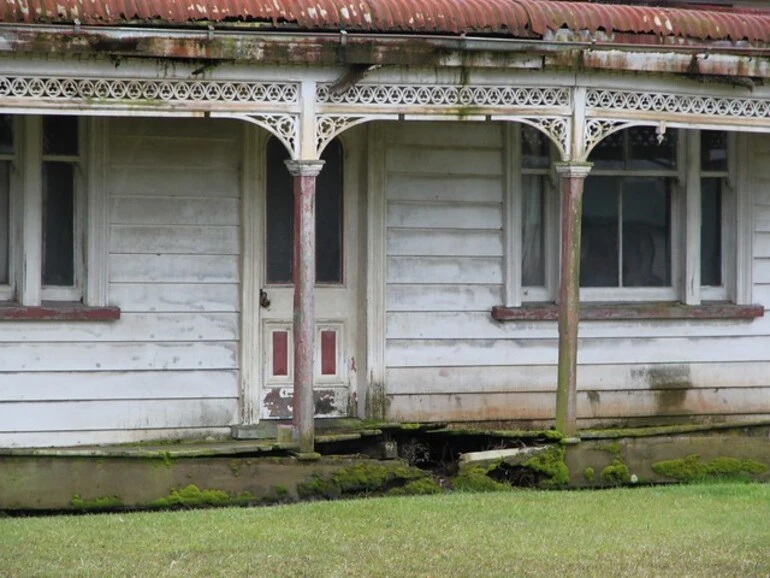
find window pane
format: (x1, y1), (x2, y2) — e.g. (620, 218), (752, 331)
(701, 131), (727, 172)
(521, 125), (549, 169)
(581, 176), (619, 287)
(627, 127), (677, 171)
(0, 115), (13, 155)
(42, 162), (75, 286)
(522, 174), (545, 286)
(43, 116), (78, 156)
(266, 138), (294, 284)
(701, 178), (722, 287)
(265, 137), (344, 285)
(589, 131), (624, 170)
(316, 140), (343, 284)
(622, 178), (671, 287)
(0, 162), (9, 284)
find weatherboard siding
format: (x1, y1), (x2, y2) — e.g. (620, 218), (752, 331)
(0, 118), (242, 447)
(384, 124), (770, 426)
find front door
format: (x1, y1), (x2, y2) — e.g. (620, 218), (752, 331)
(259, 135), (360, 419)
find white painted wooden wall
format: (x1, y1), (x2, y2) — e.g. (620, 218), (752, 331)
(0, 118), (241, 447)
(384, 123), (770, 427)
(3, 120), (770, 447)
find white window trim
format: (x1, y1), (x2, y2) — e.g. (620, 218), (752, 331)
(6, 115), (108, 307)
(503, 126), (750, 307)
(504, 123), (558, 306)
(0, 118), (18, 302)
(579, 134), (683, 303)
(40, 124), (84, 302)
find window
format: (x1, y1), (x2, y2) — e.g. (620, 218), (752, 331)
(504, 124), (746, 307)
(265, 136), (344, 285)
(504, 124), (559, 306)
(0, 116), (12, 289)
(0, 114), (106, 308)
(580, 127), (678, 300)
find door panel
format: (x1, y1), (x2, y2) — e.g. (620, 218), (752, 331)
(259, 136), (359, 419)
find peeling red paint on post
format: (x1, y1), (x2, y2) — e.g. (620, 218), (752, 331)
(286, 159), (325, 454)
(554, 163), (592, 437)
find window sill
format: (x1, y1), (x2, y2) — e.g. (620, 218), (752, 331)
(0, 302), (121, 321)
(491, 302), (765, 322)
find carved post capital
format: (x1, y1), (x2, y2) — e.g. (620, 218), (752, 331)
(554, 162), (593, 178)
(284, 160), (325, 177)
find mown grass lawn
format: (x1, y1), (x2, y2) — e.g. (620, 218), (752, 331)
(2, 483), (769, 577)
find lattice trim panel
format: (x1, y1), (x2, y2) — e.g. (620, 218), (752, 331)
(317, 84), (571, 109)
(587, 89), (770, 120)
(583, 119), (638, 159)
(0, 76), (299, 106)
(316, 114), (398, 154)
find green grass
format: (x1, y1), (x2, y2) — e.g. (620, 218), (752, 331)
(2, 483), (770, 577)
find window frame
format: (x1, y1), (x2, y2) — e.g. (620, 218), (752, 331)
(503, 125), (749, 308)
(0, 114), (109, 309)
(578, 130), (684, 302)
(263, 135), (346, 288)
(40, 116), (85, 301)
(503, 123), (559, 307)
(0, 116), (19, 301)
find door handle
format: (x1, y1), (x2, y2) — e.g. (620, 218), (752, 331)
(260, 289), (271, 309)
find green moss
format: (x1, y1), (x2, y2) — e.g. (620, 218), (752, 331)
(139, 450), (173, 468)
(430, 428), (563, 441)
(229, 460), (240, 477)
(149, 484), (254, 509)
(583, 467), (595, 482)
(272, 485), (289, 497)
(70, 494), (124, 510)
(652, 455), (768, 482)
(453, 465), (512, 493)
(297, 463), (427, 499)
(597, 442), (621, 456)
(601, 459), (631, 485)
(259, 485), (293, 505)
(387, 478), (443, 496)
(365, 382), (387, 420)
(523, 446), (570, 487)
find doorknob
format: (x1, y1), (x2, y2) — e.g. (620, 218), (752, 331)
(260, 289), (271, 309)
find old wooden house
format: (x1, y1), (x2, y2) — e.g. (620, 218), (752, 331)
(1, 0), (770, 450)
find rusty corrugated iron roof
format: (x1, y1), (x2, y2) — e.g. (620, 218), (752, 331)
(0, 0), (769, 44)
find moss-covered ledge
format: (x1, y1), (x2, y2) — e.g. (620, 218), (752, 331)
(0, 301), (121, 321)
(491, 302), (765, 322)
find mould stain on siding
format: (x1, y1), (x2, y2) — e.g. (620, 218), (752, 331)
(634, 365), (693, 415)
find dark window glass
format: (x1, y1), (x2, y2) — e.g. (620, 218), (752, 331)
(590, 127), (677, 171)
(522, 174), (545, 286)
(43, 116), (78, 156)
(0, 115), (13, 155)
(589, 131), (624, 171)
(581, 177), (671, 288)
(627, 127), (677, 170)
(266, 139), (294, 284)
(0, 162), (9, 284)
(701, 131), (728, 172)
(701, 178), (722, 287)
(265, 138), (344, 285)
(315, 140), (343, 284)
(622, 178), (671, 287)
(581, 177), (620, 287)
(521, 125), (550, 169)
(42, 162), (75, 286)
